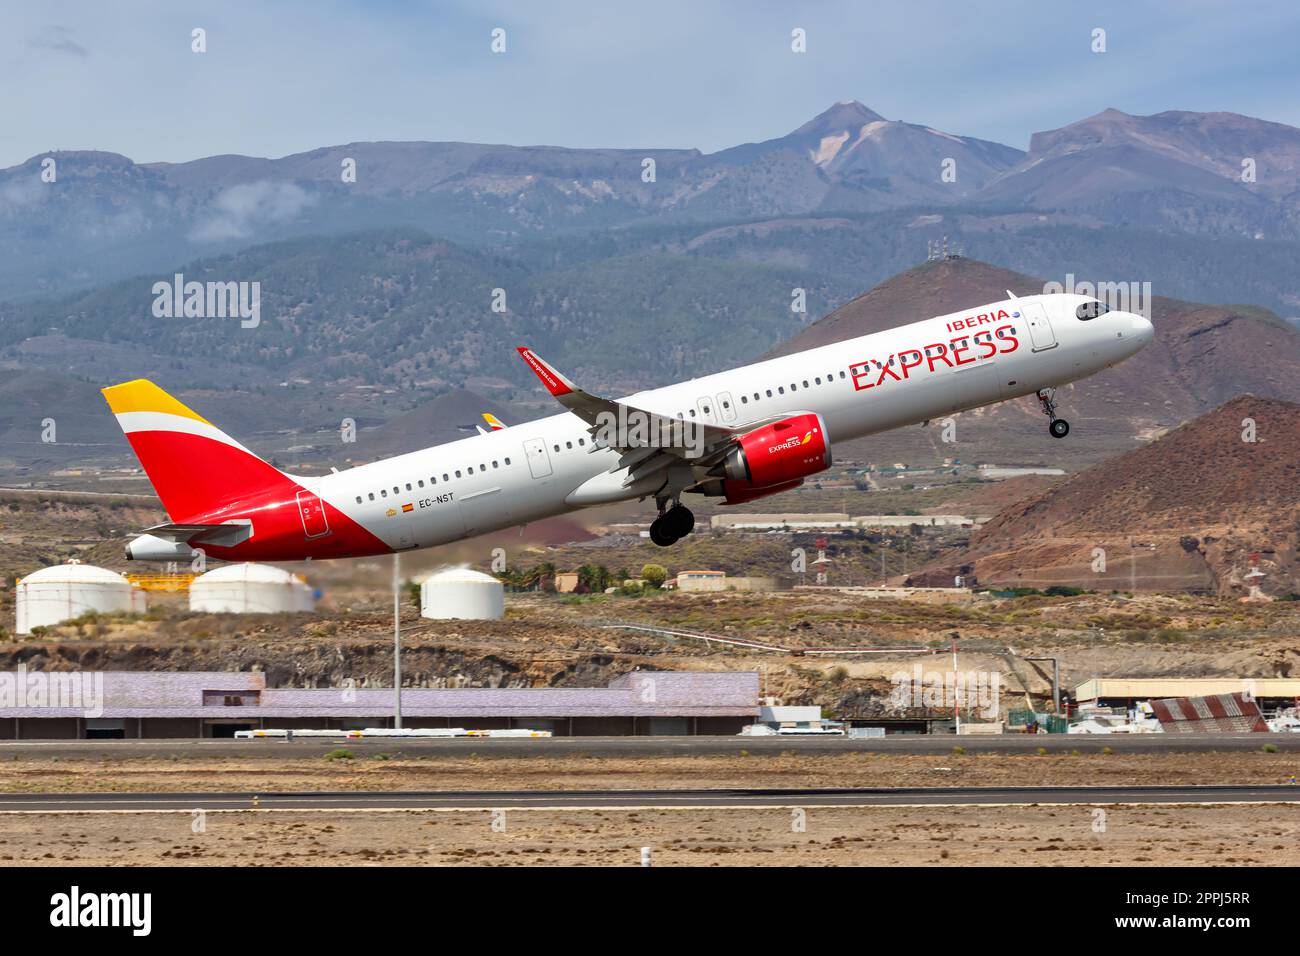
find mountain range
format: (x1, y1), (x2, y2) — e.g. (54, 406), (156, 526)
(4, 101), (1300, 304)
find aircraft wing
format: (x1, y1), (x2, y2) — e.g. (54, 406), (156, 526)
(517, 346), (793, 493)
(517, 347), (736, 455)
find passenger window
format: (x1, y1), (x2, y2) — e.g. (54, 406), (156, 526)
(565, 441), (572, 449)
(443, 473), (449, 482)
(722, 401), (730, 409)
(577, 439), (584, 446)
(455, 470), (461, 478)
(493, 460), (499, 468)
(815, 377), (822, 384)
(355, 496), (362, 504)
(405, 483), (412, 491)
(778, 387), (785, 394)
(368, 493), (375, 501)
(431, 477), (437, 484)
(553, 444), (560, 452)
(381, 489), (388, 498)
(741, 396), (748, 404)
(504, 457), (511, 466)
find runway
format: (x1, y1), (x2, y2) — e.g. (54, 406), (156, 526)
(0, 733), (1296, 759)
(0, 784), (1296, 812)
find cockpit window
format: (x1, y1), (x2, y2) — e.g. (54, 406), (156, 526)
(1076, 300), (1110, 320)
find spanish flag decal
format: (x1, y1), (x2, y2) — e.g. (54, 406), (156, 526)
(402, 503), (414, 513)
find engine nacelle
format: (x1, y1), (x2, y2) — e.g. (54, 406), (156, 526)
(720, 478), (804, 505)
(718, 412), (831, 488)
(125, 533), (195, 562)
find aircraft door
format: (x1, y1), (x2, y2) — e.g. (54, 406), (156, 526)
(716, 391), (737, 422)
(295, 489), (331, 539)
(524, 438), (552, 479)
(695, 396), (716, 423)
(1022, 302), (1058, 351)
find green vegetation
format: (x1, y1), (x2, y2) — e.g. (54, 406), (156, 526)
(640, 564), (668, 589)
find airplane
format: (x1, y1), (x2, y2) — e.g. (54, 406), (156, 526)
(103, 292), (1153, 562)
(471, 412), (508, 436)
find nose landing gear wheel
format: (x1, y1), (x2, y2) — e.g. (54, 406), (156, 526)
(1036, 388), (1070, 439)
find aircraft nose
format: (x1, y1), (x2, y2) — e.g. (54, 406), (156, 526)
(1129, 313), (1154, 346)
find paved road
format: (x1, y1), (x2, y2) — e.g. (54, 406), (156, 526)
(0, 785), (1295, 812)
(0, 733), (1295, 759)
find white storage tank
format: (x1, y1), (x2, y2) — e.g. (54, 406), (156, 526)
(15, 561), (143, 635)
(420, 568), (504, 620)
(189, 563), (315, 614)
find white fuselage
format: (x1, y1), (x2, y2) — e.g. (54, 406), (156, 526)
(310, 293), (1153, 551)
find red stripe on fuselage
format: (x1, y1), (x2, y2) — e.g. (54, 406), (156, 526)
(127, 430), (392, 560)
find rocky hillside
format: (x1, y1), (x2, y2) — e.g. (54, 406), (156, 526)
(912, 395), (1300, 596)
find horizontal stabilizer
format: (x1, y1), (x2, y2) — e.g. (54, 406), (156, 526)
(140, 521), (252, 547)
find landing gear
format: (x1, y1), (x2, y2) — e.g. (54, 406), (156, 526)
(1037, 388), (1070, 439)
(649, 503), (695, 547)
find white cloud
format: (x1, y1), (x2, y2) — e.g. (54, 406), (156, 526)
(190, 181), (316, 242)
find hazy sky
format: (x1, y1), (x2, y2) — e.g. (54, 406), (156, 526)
(4, 0), (1300, 167)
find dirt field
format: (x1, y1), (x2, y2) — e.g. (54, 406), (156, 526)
(1, 803), (1294, 866)
(1, 751), (1296, 793)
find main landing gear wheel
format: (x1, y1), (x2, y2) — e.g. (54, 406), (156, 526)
(649, 504), (695, 547)
(1036, 388), (1070, 439)
(664, 504), (694, 537)
(649, 520), (676, 547)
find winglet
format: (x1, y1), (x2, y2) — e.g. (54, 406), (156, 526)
(517, 347), (575, 397)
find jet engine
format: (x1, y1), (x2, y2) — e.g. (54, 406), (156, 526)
(706, 412), (831, 503)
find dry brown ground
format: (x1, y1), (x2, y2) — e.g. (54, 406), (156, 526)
(0, 803), (1294, 866)
(1, 751), (1296, 793)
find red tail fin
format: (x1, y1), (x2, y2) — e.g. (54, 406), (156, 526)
(101, 379), (289, 522)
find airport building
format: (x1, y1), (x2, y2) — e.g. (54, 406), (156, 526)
(1076, 678), (1300, 712)
(0, 670), (760, 739)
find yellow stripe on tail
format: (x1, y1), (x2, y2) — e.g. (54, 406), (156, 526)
(101, 379), (212, 425)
